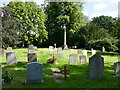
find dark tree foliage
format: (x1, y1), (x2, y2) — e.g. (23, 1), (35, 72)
(2, 7), (18, 48)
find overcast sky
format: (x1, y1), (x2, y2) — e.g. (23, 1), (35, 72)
(0, 0), (119, 20)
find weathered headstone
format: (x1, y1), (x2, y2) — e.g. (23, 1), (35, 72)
(83, 50), (87, 57)
(77, 49), (83, 54)
(26, 62), (43, 84)
(28, 45), (37, 52)
(57, 47), (62, 53)
(6, 47), (17, 65)
(92, 50), (96, 56)
(54, 52), (62, 57)
(28, 53), (37, 63)
(49, 46), (54, 51)
(114, 62), (120, 77)
(79, 55), (86, 64)
(102, 46), (105, 52)
(89, 54), (104, 79)
(69, 54), (78, 65)
(6, 47), (13, 52)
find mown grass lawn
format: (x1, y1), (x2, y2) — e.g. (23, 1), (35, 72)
(1, 48), (120, 88)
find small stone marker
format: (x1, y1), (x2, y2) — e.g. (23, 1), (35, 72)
(49, 46), (54, 51)
(6, 47), (17, 65)
(57, 47), (62, 53)
(69, 54), (78, 65)
(92, 50), (96, 56)
(114, 62), (120, 77)
(80, 55), (86, 64)
(89, 54), (104, 79)
(6, 47), (13, 52)
(77, 49), (83, 54)
(54, 52), (62, 57)
(54, 43), (56, 49)
(102, 46), (105, 52)
(26, 62), (43, 84)
(83, 50), (87, 57)
(61, 66), (71, 79)
(28, 53), (37, 63)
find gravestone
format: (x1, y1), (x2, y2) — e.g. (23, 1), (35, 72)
(28, 53), (37, 63)
(49, 46), (54, 51)
(83, 50), (87, 57)
(28, 45), (37, 52)
(54, 52), (62, 57)
(89, 54), (104, 79)
(54, 43), (56, 49)
(102, 46), (105, 52)
(79, 55), (86, 64)
(6, 47), (13, 52)
(92, 50), (96, 56)
(26, 62), (43, 84)
(6, 47), (17, 65)
(57, 47), (62, 53)
(69, 54), (78, 65)
(114, 62), (120, 77)
(78, 49), (83, 54)
(0, 48), (4, 56)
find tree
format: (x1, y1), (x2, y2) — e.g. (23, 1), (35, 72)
(2, 7), (18, 48)
(45, 2), (85, 47)
(6, 1), (48, 47)
(75, 23), (118, 51)
(91, 15), (118, 37)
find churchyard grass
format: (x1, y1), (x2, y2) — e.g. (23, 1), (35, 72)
(1, 48), (120, 88)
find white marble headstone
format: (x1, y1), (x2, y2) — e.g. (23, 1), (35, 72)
(57, 47), (62, 53)
(6, 47), (14, 52)
(69, 54), (78, 65)
(49, 46), (54, 51)
(92, 50), (96, 56)
(83, 50), (87, 57)
(102, 46), (105, 52)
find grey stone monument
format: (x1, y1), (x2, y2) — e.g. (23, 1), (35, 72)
(69, 54), (78, 65)
(78, 49), (83, 54)
(26, 62), (43, 84)
(6, 47), (17, 65)
(28, 53), (37, 63)
(83, 50), (87, 57)
(49, 46), (54, 51)
(114, 62), (120, 77)
(80, 55), (86, 64)
(57, 47), (62, 53)
(89, 54), (104, 79)
(54, 52), (62, 57)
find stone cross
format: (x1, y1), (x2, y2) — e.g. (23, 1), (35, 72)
(61, 66), (71, 79)
(89, 54), (104, 79)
